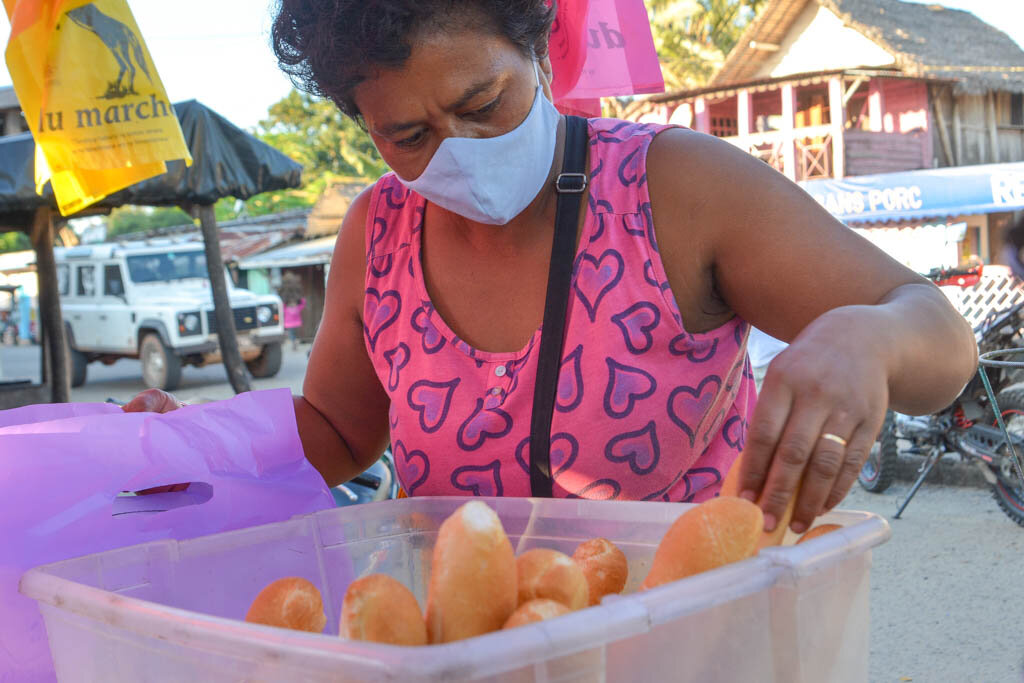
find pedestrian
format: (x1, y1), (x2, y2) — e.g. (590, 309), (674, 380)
(283, 297), (306, 351)
(126, 0), (977, 537)
(1002, 213), (1024, 281)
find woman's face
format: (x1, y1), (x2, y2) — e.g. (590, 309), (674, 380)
(354, 27), (554, 182)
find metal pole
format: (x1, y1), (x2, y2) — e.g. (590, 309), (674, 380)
(31, 208), (69, 402)
(197, 204), (251, 394)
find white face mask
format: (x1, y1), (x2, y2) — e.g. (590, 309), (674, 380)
(397, 60), (561, 225)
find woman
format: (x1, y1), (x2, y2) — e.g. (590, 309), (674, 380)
(283, 296), (307, 350)
(128, 0), (977, 536)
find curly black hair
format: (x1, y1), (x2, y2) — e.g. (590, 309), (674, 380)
(271, 0), (556, 120)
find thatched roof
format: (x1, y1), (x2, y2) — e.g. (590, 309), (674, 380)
(0, 86), (19, 111)
(714, 0), (1024, 95)
(306, 181), (369, 238)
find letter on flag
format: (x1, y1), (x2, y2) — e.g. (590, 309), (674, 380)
(3, 0), (191, 215)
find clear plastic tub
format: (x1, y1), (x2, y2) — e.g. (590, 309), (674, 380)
(20, 497), (890, 682)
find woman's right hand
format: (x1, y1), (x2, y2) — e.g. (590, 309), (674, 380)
(121, 388), (186, 414)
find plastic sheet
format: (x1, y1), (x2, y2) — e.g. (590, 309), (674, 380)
(0, 388), (333, 682)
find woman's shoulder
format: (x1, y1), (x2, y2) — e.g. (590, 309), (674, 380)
(586, 117), (671, 147)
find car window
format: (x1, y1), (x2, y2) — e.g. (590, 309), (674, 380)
(57, 264), (70, 296)
(77, 265), (96, 297)
(104, 265), (125, 297)
(126, 252), (207, 283)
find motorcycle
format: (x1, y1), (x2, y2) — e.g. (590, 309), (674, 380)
(858, 264), (1024, 525)
(331, 450), (399, 506)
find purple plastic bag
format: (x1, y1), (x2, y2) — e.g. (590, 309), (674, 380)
(0, 389), (334, 683)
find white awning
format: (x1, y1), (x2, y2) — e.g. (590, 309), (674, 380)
(237, 235), (337, 270)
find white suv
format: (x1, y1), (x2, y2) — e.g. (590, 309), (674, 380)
(55, 240), (286, 390)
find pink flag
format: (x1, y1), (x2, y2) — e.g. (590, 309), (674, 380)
(549, 0), (665, 105)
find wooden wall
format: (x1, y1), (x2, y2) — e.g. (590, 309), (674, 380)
(930, 86), (1024, 167)
(844, 129), (930, 176)
(881, 80), (932, 168)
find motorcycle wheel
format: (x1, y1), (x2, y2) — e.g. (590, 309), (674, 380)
(990, 388), (1024, 527)
(859, 410), (899, 493)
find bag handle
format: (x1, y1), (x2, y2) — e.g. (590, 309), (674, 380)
(529, 115), (588, 497)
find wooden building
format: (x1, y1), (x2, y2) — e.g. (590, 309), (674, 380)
(630, 0), (1024, 268)
(0, 86), (27, 138)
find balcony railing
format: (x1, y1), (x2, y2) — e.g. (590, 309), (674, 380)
(723, 125), (834, 181)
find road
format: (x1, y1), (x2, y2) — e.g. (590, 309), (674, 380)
(2, 341), (1023, 680)
(845, 482), (1023, 682)
(0, 341), (308, 404)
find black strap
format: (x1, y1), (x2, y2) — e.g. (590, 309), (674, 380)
(530, 115), (588, 497)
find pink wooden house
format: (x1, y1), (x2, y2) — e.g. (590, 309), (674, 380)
(630, 0), (1024, 270)
(633, 0), (1024, 182)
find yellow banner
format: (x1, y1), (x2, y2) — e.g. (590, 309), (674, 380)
(4, 0), (191, 215)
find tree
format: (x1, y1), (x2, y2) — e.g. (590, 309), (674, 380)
(0, 231), (31, 254)
(218, 89), (388, 220)
(106, 206), (193, 239)
(646, 0), (766, 91)
(257, 89), (388, 182)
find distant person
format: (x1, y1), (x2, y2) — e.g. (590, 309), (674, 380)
(1002, 214), (1024, 282)
(284, 297), (306, 351)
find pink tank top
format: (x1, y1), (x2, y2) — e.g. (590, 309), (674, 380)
(363, 118), (756, 502)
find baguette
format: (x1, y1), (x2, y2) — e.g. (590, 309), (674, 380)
(516, 548), (589, 610)
(721, 453), (800, 548)
(571, 538), (628, 606)
(640, 496), (763, 590)
(425, 501), (517, 643)
(340, 574), (427, 645)
(503, 598), (571, 629)
(244, 577), (326, 633)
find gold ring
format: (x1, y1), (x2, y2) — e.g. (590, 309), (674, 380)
(821, 433), (848, 447)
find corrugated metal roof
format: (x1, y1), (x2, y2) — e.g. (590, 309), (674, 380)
(219, 230), (296, 262)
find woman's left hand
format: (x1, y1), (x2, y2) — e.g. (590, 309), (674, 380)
(737, 305), (891, 535)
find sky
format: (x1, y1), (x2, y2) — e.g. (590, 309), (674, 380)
(1, 0), (1023, 132)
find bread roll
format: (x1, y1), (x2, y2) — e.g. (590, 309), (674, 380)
(340, 574), (428, 645)
(503, 598), (572, 629)
(640, 496), (763, 590)
(720, 453), (800, 549)
(245, 577), (326, 633)
(572, 538), (628, 606)
(794, 523), (843, 545)
(516, 548), (589, 610)
(425, 501), (517, 643)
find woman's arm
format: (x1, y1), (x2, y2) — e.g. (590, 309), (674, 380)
(126, 189), (390, 488)
(298, 188), (391, 487)
(647, 129), (977, 533)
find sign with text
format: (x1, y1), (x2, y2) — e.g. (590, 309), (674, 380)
(800, 162), (1024, 223)
(549, 0), (664, 103)
(4, 0), (191, 215)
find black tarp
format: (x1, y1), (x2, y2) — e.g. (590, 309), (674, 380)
(0, 99), (302, 214)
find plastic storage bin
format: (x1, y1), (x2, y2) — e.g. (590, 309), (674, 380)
(21, 497), (890, 682)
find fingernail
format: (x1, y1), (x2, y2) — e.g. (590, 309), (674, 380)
(790, 521), (807, 535)
(739, 490), (756, 502)
(763, 513), (777, 532)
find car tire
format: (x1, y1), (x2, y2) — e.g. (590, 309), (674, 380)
(140, 333), (182, 391)
(69, 347), (88, 388)
(246, 341), (283, 378)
